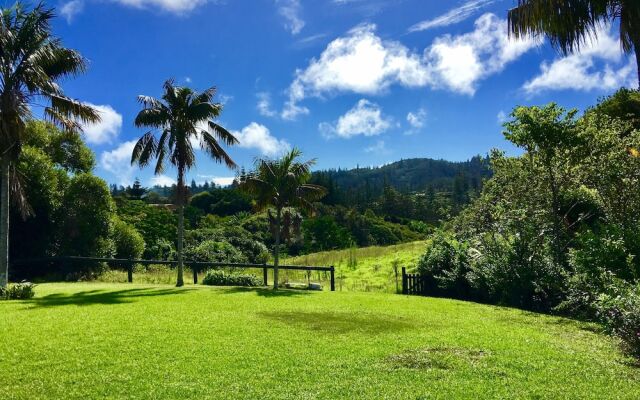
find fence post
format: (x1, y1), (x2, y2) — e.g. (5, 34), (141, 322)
(263, 264), (268, 286)
(127, 261), (133, 283)
(193, 265), (198, 285)
(402, 267), (407, 295)
(330, 266), (335, 292)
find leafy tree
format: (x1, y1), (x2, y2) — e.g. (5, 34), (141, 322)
(112, 218), (145, 260)
(127, 178), (146, 200)
(508, 0), (640, 87)
(0, 2), (99, 287)
(131, 80), (237, 287)
(239, 148), (327, 289)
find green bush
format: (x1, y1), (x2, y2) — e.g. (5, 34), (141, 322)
(596, 281), (640, 359)
(201, 269), (261, 287)
(0, 282), (36, 300)
(416, 231), (471, 298)
(185, 240), (247, 264)
(112, 218), (145, 260)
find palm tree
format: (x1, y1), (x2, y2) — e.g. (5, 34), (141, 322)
(239, 148), (326, 289)
(131, 79), (237, 287)
(508, 0), (640, 87)
(0, 2), (99, 287)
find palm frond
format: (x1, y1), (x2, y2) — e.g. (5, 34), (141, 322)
(131, 131), (158, 167)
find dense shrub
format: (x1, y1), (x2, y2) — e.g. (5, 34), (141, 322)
(112, 219), (145, 260)
(416, 232), (471, 298)
(0, 282), (36, 300)
(185, 240), (247, 264)
(201, 269), (261, 287)
(596, 281), (640, 358)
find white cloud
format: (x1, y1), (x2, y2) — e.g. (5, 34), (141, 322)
(426, 13), (539, 95)
(364, 140), (388, 154)
(113, 0), (212, 13)
(196, 175), (235, 187)
(282, 14), (537, 118)
(150, 174), (176, 187)
(320, 99), (392, 139)
(233, 122), (291, 156)
(100, 140), (137, 185)
(407, 108), (427, 129)
(497, 110), (507, 124)
(409, 0), (494, 32)
(276, 0), (304, 35)
(81, 103), (123, 145)
(256, 92), (276, 117)
(60, 0), (84, 23)
(523, 27), (636, 94)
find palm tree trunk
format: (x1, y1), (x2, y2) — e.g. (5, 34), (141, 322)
(0, 158), (9, 288)
(273, 207), (282, 290)
(176, 169), (185, 287)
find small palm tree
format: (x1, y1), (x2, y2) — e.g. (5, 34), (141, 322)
(0, 2), (100, 287)
(239, 148), (326, 289)
(131, 80), (237, 287)
(508, 0), (640, 87)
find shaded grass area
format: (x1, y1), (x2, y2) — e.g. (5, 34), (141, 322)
(1, 283), (638, 399)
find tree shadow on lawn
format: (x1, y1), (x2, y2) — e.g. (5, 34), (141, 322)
(221, 287), (314, 298)
(259, 311), (414, 335)
(25, 287), (193, 308)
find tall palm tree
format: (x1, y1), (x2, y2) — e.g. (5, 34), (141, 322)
(239, 148), (326, 289)
(0, 2), (99, 287)
(131, 80), (237, 287)
(508, 0), (640, 87)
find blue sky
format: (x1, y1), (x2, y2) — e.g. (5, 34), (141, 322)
(45, 0), (637, 187)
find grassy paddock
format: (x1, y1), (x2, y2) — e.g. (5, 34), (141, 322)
(1, 283), (638, 399)
(96, 241), (428, 292)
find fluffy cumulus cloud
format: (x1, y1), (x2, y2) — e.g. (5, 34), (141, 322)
(320, 99), (392, 138)
(523, 27), (637, 94)
(196, 174), (235, 187)
(232, 122), (291, 156)
(100, 140), (137, 185)
(276, 0), (304, 35)
(408, 0), (494, 32)
(81, 103), (123, 145)
(283, 14), (537, 119)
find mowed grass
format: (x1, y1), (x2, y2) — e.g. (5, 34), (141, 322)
(283, 241), (428, 292)
(1, 283), (639, 399)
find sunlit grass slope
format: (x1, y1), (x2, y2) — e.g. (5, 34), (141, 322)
(284, 241), (428, 292)
(1, 283), (638, 399)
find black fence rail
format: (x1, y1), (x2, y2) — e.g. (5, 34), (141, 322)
(11, 256), (335, 291)
(401, 267), (429, 296)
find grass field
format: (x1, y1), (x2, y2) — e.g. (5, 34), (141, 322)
(98, 241), (428, 292)
(283, 241), (428, 292)
(1, 283), (638, 399)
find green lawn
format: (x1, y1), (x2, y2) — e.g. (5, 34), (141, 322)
(1, 283), (638, 399)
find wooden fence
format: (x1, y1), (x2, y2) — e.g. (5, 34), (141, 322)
(11, 256), (335, 291)
(401, 267), (429, 296)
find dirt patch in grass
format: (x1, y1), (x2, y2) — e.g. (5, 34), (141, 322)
(386, 347), (489, 370)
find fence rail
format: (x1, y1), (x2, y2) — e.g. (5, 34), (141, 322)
(11, 256), (335, 291)
(401, 267), (429, 296)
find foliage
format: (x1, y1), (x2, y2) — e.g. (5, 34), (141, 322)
(201, 269), (260, 287)
(185, 240), (247, 264)
(115, 199), (177, 259)
(0, 281), (35, 300)
(112, 218), (145, 260)
(416, 231), (471, 299)
(596, 280), (640, 358)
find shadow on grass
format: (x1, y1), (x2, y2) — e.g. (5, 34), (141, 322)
(26, 287), (193, 308)
(259, 311), (414, 334)
(220, 286), (314, 298)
